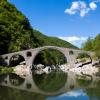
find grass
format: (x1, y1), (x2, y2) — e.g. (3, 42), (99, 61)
(0, 66), (13, 74)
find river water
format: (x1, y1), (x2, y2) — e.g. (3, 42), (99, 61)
(0, 69), (100, 100)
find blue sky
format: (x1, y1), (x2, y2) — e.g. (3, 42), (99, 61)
(9, 0), (100, 47)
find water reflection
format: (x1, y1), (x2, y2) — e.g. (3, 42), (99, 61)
(0, 70), (68, 96)
(9, 73), (25, 86)
(47, 89), (89, 100)
(0, 70), (100, 100)
(76, 77), (92, 87)
(33, 70), (67, 92)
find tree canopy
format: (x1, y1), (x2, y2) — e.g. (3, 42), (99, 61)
(83, 34), (100, 58)
(0, 0), (78, 55)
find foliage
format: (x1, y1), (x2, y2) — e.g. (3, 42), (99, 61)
(0, 66), (13, 74)
(82, 37), (93, 51)
(93, 34), (100, 58)
(83, 34), (100, 58)
(0, 0), (34, 54)
(32, 30), (78, 49)
(0, 0), (78, 65)
(0, 0), (78, 55)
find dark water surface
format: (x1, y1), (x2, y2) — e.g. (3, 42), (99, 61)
(0, 70), (100, 100)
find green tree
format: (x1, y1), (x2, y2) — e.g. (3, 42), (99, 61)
(93, 34), (100, 58)
(83, 37), (93, 51)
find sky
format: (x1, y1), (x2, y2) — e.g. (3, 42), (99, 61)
(9, 0), (100, 47)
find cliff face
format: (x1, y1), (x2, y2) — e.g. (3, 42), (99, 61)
(0, 0), (78, 55)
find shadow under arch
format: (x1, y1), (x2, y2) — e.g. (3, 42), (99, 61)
(32, 47), (67, 69)
(9, 73), (25, 86)
(9, 54), (26, 67)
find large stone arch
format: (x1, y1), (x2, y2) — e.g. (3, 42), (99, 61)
(31, 46), (68, 67)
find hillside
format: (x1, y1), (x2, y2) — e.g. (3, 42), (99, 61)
(33, 30), (78, 49)
(0, 0), (78, 55)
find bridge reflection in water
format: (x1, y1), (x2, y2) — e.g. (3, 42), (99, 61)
(0, 69), (98, 96)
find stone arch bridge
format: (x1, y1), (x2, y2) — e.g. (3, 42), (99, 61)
(0, 46), (94, 68)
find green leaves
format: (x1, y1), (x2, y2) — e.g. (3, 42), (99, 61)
(83, 34), (100, 58)
(0, 0), (77, 56)
(0, 0), (34, 54)
(83, 37), (93, 51)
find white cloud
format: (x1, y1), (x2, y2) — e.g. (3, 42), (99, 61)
(58, 36), (88, 47)
(64, 1), (79, 15)
(65, 0), (99, 17)
(89, 2), (97, 10)
(71, 1), (79, 10)
(80, 8), (90, 17)
(58, 36), (87, 43)
(65, 9), (76, 15)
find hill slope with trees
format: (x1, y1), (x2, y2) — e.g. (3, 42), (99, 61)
(83, 34), (100, 58)
(0, 0), (78, 55)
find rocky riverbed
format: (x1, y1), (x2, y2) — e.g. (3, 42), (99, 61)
(59, 62), (100, 77)
(13, 61), (100, 78)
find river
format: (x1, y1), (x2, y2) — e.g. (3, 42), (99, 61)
(0, 69), (100, 100)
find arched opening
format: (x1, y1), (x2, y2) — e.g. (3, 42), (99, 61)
(32, 48), (67, 74)
(0, 56), (7, 66)
(4, 56), (8, 60)
(76, 53), (92, 65)
(26, 51), (32, 57)
(69, 50), (74, 55)
(9, 54), (25, 67)
(9, 73), (25, 86)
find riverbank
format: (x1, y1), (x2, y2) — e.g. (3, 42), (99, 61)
(9, 61), (100, 78)
(59, 63), (99, 77)
(69, 64), (98, 76)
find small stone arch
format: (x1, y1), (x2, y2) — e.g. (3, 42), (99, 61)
(9, 54), (26, 67)
(26, 51), (32, 57)
(4, 56), (8, 60)
(69, 50), (74, 55)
